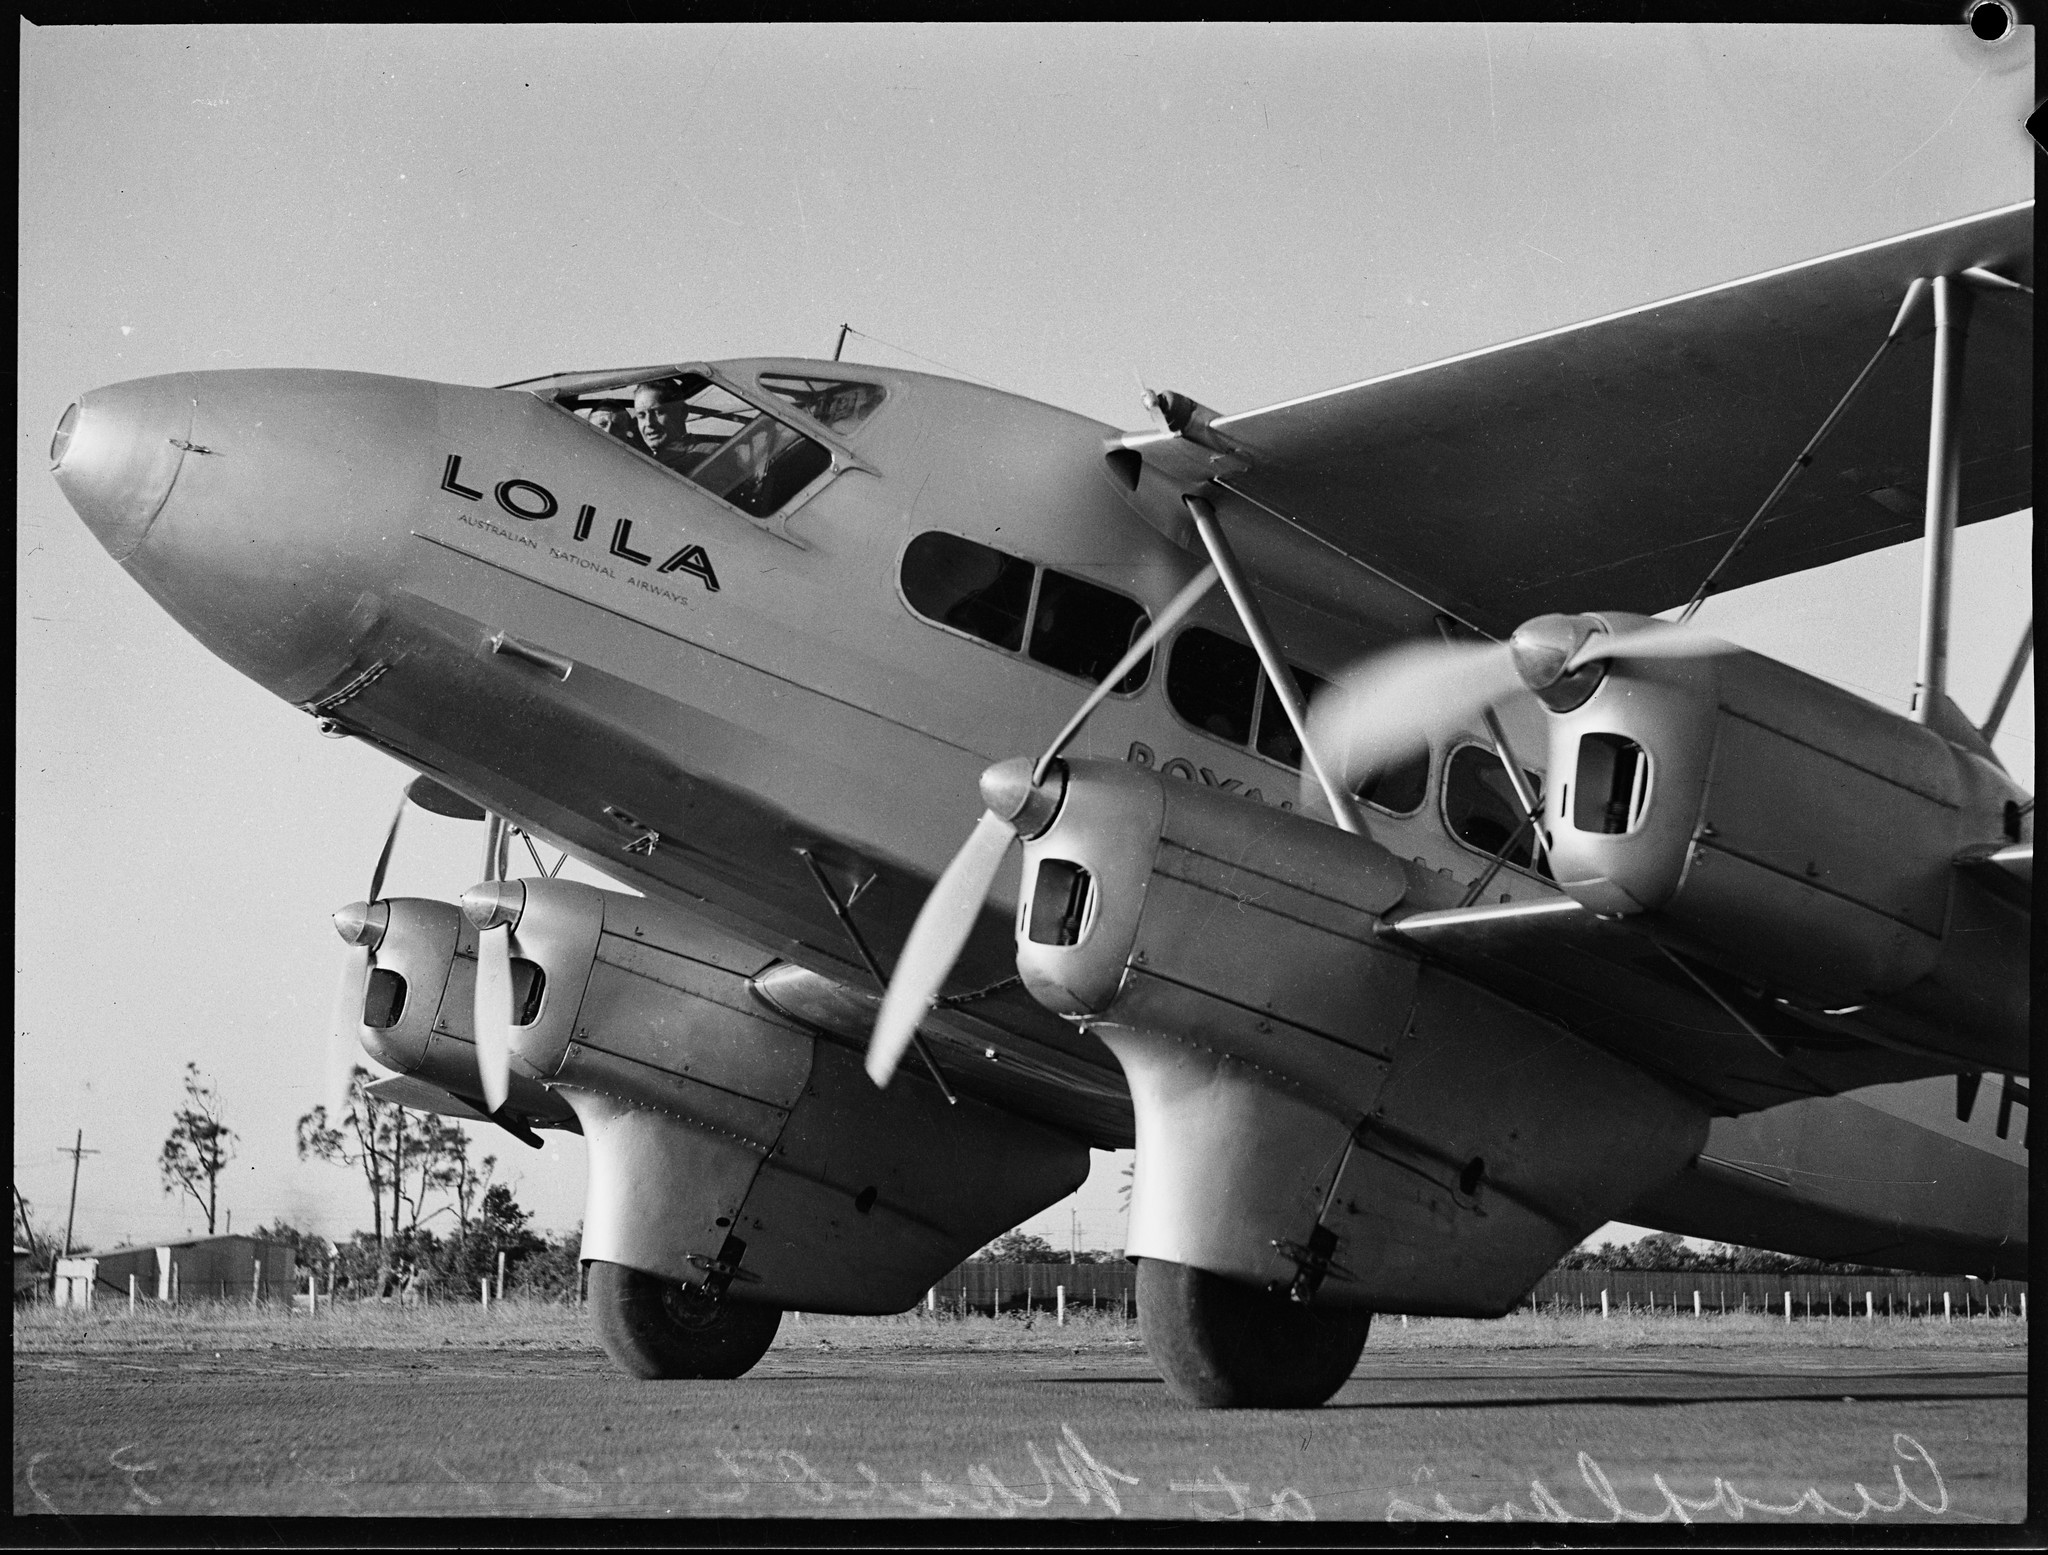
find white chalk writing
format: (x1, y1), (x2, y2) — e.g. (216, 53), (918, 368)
(1387, 1434), (1950, 1523)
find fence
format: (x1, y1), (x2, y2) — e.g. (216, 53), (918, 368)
(1525, 1269), (2026, 1319)
(923, 1262), (2027, 1321)
(928, 1261), (1137, 1317)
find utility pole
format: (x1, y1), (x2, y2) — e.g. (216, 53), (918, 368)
(1070, 1209), (1077, 1261)
(58, 1130), (99, 1257)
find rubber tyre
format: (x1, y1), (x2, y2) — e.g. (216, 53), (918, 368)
(1136, 1256), (1371, 1408)
(587, 1261), (782, 1380)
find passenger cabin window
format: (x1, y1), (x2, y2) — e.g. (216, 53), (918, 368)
(1163, 626), (1426, 814)
(566, 373), (836, 519)
(900, 532), (1152, 692)
(757, 374), (886, 433)
(1167, 628), (1259, 746)
(1444, 744), (1547, 871)
(1356, 749), (1430, 816)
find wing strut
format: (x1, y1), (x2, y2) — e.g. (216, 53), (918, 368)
(796, 848), (958, 1105)
(1677, 277), (1929, 624)
(1981, 620), (2034, 744)
(1912, 275), (1973, 725)
(1184, 494), (1365, 834)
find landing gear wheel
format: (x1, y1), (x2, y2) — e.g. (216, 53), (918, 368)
(1137, 1256), (1371, 1408)
(587, 1261), (783, 1380)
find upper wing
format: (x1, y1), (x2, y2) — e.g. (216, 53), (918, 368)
(1186, 204), (2032, 639)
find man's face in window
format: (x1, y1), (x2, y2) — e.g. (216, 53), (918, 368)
(632, 385), (688, 454)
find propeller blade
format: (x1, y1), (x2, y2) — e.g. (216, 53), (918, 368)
(365, 794), (407, 905)
(328, 944), (370, 1118)
(1033, 563), (1220, 782)
(1565, 619), (1735, 671)
(1310, 639), (1522, 788)
(866, 809), (1017, 1087)
(474, 922), (514, 1113)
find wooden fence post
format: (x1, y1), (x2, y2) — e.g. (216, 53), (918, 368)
(1600, 1289), (1609, 1320)
(1057, 1285), (1066, 1326)
(129, 1273), (137, 1312)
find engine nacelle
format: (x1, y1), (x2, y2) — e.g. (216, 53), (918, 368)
(367, 877), (1086, 1313)
(1538, 613), (2028, 1061)
(1008, 758), (1708, 1313)
(344, 896), (579, 1130)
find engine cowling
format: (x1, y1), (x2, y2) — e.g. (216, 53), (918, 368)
(1534, 612), (2028, 1066)
(348, 877), (1087, 1312)
(1006, 758), (1709, 1314)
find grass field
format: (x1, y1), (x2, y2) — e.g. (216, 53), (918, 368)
(12, 1298), (2026, 1356)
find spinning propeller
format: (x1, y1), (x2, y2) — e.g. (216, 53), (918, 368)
(326, 793), (408, 1117)
(328, 776), (501, 1115)
(462, 851), (521, 1117)
(865, 564), (1221, 1087)
(1306, 613), (1735, 794)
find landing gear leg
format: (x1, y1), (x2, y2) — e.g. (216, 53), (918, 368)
(1137, 1257), (1370, 1408)
(587, 1261), (782, 1380)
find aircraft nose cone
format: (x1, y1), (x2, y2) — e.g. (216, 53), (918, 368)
(50, 376), (197, 562)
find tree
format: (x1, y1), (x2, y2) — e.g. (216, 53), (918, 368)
(13, 1189), (63, 1273)
(974, 1230), (1062, 1263)
(296, 1067), (396, 1250)
(432, 1182), (547, 1299)
(159, 1063), (237, 1234)
(439, 1127), (496, 1236)
(296, 1066), (455, 1292)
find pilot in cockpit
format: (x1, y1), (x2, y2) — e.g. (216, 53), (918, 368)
(631, 381), (728, 474)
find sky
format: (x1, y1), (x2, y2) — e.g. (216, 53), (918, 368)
(16, 23), (2034, 1260)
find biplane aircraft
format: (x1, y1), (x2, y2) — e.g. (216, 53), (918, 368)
(52, 202), (2031, 1408)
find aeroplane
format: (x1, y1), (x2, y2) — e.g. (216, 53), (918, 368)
(51, 200), (2030, 1408)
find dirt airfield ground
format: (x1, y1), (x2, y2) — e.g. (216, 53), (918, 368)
(12, 1303), (2027, 1525)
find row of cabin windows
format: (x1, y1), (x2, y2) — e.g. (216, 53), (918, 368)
(1164, 626), (1443, 819)
(899, 532), (1549, 869)
(900, 531), (1155, 691)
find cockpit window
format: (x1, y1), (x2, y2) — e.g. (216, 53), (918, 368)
(560, 372), (838, 519)
(757, 374), (885, 433)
